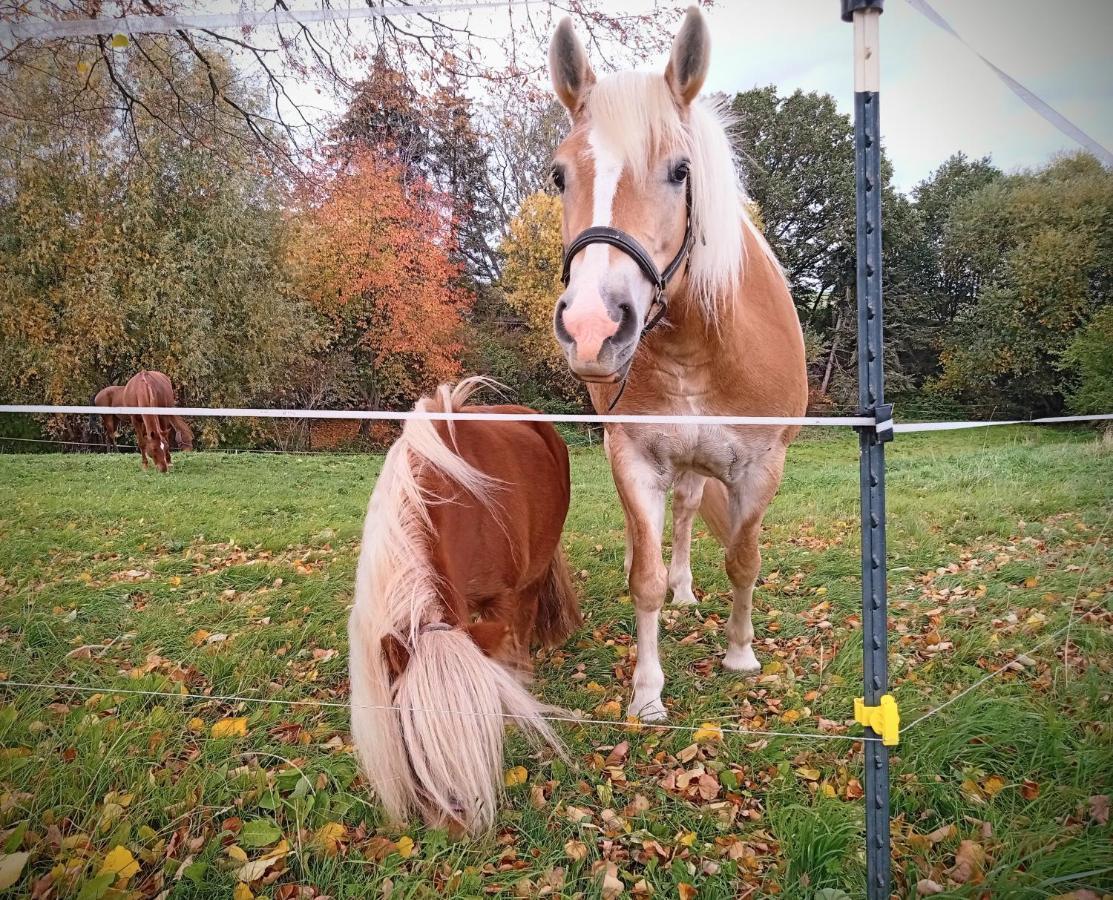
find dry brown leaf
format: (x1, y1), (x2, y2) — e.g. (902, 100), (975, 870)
(1088, 795), (1110, 825)
(564, 840), (588, 862)
(916, 879), (944, 895)
(948, 839), (985, 884)
(677, 884), (697, 900)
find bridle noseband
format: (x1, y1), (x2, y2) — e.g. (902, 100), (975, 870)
(559, 177), (695, 409)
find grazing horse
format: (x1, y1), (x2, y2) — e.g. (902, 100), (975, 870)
(348, 379), (581, 835)
(121, 371), (175, 472)
(548, 7), (808, 720)
(93, 385), (124, 449)
(143, 371), (194, 451)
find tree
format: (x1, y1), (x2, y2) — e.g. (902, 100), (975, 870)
(284, 149), (471, 412)
(729, 86), (905, 405)
(0, 46), (308, 438)
(1061, 306), (1113, 415)
(2, 1), (672, 174)
(930, 153), (1112, 415)
(499, 191), (586, 410)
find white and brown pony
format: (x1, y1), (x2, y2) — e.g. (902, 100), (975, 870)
(549, 8), (808, 720)
(348, 379), (581, 834)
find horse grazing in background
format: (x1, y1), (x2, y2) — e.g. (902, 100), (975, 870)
(143, 370), (193, 451)
(548, 7), (809, 721)
(120, 371), (178, 472)
(348, 378), (581, 835)
(93, 385), (124, 449)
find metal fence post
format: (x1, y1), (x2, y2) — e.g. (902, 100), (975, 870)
(842, 1), (893, 898)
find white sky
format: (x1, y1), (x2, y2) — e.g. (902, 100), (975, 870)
(270, 0), (1112, 194)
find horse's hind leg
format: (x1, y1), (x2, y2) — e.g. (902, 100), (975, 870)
(669, 472), (704, 607)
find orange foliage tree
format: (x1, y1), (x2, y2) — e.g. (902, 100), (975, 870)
(285, 150), (472, 411)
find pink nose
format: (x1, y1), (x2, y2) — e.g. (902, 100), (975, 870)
(560, 298), (619, 363)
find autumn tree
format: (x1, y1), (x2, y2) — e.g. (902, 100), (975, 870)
(0, 45), (308, 436)
(284, 149), (471, 412)
(498, 191), (586, 410)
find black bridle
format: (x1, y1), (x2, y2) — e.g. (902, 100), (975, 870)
(559, 176), (695, 409)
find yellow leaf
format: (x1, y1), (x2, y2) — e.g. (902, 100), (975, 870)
(226, 845), (248, 863)
(188, 717), (205, 733)
(314, 822), (346, 857)
(1023, 576), (1039, 588)
(0, 853), (29, 891)
(780, 709), (802, 724)
(504, 765), (528, 787)
(596, 700), (622, 719)
(795, 767), (821, 781)
(678, 884), (697, 900)
(169, 576), (182, 587)
(815, 586), (828, 595)
(211, 717), (248, 739)
(233, 885), (254, 900)
(396, 835), (415, 859)
(677, 831), (697, 847)
(762, 660), (785, 675)
(693, 722), (723, 743)
(99, 845), (140, 883)
(983, 775), (1007, 797)
(821, 782), (837, 798)
(960, 778), (986, 804)
(110, 33), (129, 48)
(190, 629), (211, 646)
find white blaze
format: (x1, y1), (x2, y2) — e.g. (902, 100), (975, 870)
(571, 128), (623, 286)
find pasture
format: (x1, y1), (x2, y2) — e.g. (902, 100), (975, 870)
(0, 426), (1110, 898)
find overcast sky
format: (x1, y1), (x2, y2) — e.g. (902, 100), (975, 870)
(696, 0), (1113, 191)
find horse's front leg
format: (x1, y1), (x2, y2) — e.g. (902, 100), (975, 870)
(669, 472), (705, 607)
(722, 451), (786, 673)
(609, 440), (669, 721)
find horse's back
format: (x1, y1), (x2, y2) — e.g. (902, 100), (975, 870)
(424, 406), (571, 603)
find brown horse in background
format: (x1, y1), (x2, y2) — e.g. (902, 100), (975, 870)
(93, 385), (124, 449)
(348, 378), (581, 835)
(120, 371), (176, 472)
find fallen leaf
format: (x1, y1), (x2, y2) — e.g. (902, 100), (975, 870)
(565, 805), (592, 824)
(504, 766), (528, 787)
(395, 836), (415, 859)
(599, 862), (623, 899)
(596, 701), (622, 719)
(233, 885), (254, 900)
(795, 767), (821, 782)
(187, 718), (205, 733)
(678, 884), (697, 900)
(0, 852), (29, 890)
(948, 839), (985, 884)
(1089, 795), (1109, 825)
(564, 839), (588, 862)
(677, 831), (697, 847)
(693, 722), (723, 742)
(982, 775), (1007, 798)
(211, 717), (248, 739)
(98, 845), (139, 883)
(226, 845), (248, 863)
(168, 576), (181, 587)
(314, 822), (346, 857)
(916, 880), (944, 896)
(238, 854), (283, 883)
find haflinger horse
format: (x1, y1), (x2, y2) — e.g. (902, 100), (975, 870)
(121, 370), (178, 472)
(348, 378), (581, 835)
(97, 373), (192, 454)
(93, 385), (124, 449)
(549, 7), (809, 721)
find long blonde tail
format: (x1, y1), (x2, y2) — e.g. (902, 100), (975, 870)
(349, 377), (563, 834)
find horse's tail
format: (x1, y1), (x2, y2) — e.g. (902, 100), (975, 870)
(348, 377), (561, 834)
(534, 546), (581, 647)
(698, 478), (733, 545)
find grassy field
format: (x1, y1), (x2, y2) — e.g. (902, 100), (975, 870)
(0, 427), (1110, 899)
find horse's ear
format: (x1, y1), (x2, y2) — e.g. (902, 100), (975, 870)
(665, 6), (711, 107)
(549, 17), (595, 118)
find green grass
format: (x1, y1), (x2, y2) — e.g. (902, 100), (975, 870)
(0, 427), (1110, 898)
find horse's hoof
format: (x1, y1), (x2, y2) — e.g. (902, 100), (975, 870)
(723, 645), (760, 673)
(628, 697), (667, 723)
(670, 590), (698, 607)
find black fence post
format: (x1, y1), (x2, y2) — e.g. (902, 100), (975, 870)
(842, 1), (894, 898)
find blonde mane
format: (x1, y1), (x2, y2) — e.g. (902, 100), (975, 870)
(584, 72), (773, 318)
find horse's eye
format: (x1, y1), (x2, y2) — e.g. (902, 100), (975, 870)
(550, 165), (566, 193)
(669, 161), (690, 184)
